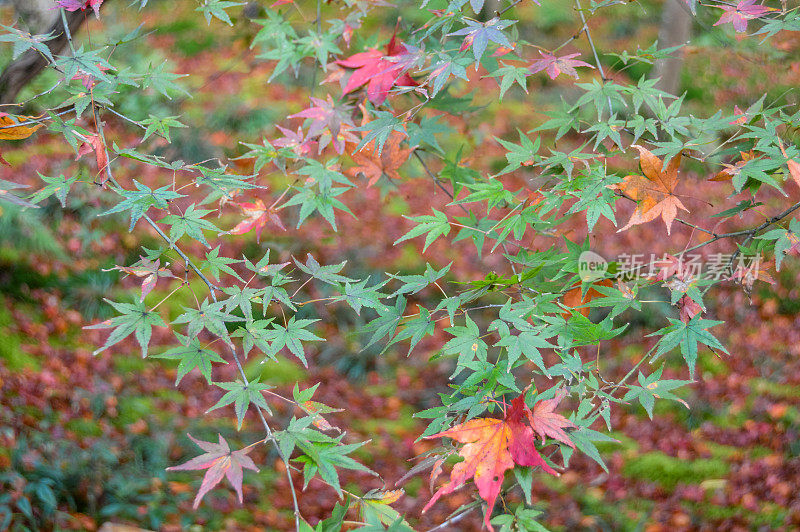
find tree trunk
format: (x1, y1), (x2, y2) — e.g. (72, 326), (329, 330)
(650, 0), (692, 96)
(0, 7), (87, 105)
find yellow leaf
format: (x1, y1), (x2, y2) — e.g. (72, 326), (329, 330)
(0, 114), (43, 141)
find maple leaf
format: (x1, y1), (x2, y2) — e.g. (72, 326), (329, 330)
(105, 257), (177, 301)
(729, 104), (747, 125)
(423, 394), (557, 531)
(167, 433), (259, 509)
(229, 199), (285, 242)
(348, 105), (413, 187)
(288, 96), (356, 154)
(713, 0), (772, 33)
(273, 125), (316, 157)
(561, 279), (611, 319)
(614, 145), (688, 235)
(335, 27), (418, 104)
(730, 259), (775, 291)
(0, 113), (43, 141)
(678, 295), (703, 323)
(448, 17), (515, 64)
(56, 0), (104, 17)
(787, 159), (800, 190)
(525, 389), (576, 448)
(76, 134), (109, 182)
(528, 51), (594, 80)
(709, 150), (759, 181)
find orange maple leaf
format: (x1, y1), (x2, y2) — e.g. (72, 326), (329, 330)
(708, 150), (760, 182)
(614, 145), (688, 235)
(348, 104), (413, 187)
(561, 279), (611, 319)
(423, 394), (557, 531)
(0, 113), (43, 141)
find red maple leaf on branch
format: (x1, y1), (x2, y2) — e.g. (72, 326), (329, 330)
(56, 0), (104, 17)
(528, 51), (594, 80)
(167, 434), (260, 509)
(423, 393), (559, 531)
(76, 134), (109, 183)
(229, 199), (285, 242)
(334, 28), (417, 105)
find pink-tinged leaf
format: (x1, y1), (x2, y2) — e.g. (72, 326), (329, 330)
(713, 0), (772, 33)
(273, 125), (316, 157)
(491, 45), (515, 57)
(229, 199), (285, 242)
(787, 160), (800, 190)
(104, 257), (176, 301)
(56, 0), (104, 17)
(76, 134), (109, 182)
(288, 96), (356, 153)
(528, 51), (594, 80)
(270, 0), (293, 6)
(729, 105), (747, 125)
(523, 389), (576, 448)
(166, 434), (259, 509)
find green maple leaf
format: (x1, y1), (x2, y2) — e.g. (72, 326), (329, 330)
(85, 299), (166, 358)
(395, 209), (451, 252)
(30, 173), (79, 208)
(100, 180), (182, 231)
(263, 317), (323, 366)
(160, 204), (218, 247)
(153, 333), (226, 384)
(208, 379), (273, 429)
(172, 299), (244, 348)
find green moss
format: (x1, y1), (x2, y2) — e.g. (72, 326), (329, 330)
(65, 418), (103, 437)
(403, 477), (422, 498)
(386, 196), (410, 217)
(705, 442), (739, 460)
(113, 354), (148, 374)
(154, 389), (185, 404)
(351, 405), (417, 437)
(248, 357), (305, 385)
(622, 452), (729, 490)
(750, 378), (800, 400)
(117, 396), (156, 426)
(697, 351), (729, 378)
(0, 333), (40, 371)
(362, 383), (399, 398)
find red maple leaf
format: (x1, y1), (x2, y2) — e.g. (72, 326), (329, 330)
(525, 389), (576, 448)
(56, 0), (104, 17)
(229, 199), (285, 242)
(423, 394), (557, 531)
(528, 51), (594, 80)
(713, 0), (772, 33)
(76, 134), (109, 183)
(167, 434), (259, 509)
(678, 295), (703, 323)
(334, 28), (417, 105)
